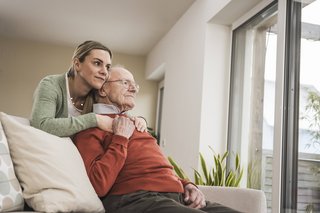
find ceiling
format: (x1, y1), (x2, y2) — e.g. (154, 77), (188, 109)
(0, 0), (195, 55)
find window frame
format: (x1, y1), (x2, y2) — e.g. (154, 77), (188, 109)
(280, 0), (301, 211)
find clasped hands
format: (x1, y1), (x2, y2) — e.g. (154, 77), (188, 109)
(96, 114), (147, 135)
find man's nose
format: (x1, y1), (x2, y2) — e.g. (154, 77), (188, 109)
(128, 87), (137, 93)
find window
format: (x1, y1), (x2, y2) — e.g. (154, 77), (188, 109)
(156, 80), (164, 146)
(288, 0), (320, 211)
(228, 2), (278, 212)
(228, 0), (320, 212)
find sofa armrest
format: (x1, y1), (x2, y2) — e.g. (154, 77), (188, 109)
(198, 185), (267, 213)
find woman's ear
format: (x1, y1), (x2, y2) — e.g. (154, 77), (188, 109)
(73, 58), (80, 72)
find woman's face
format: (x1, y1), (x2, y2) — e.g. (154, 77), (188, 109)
(75, 49), (112, 90)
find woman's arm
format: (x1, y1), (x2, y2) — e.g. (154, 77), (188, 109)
(30, 76), (97, 137)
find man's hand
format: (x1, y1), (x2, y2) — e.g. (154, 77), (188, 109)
(183, 183), (206, 209)
(131, 116), (147, 132)
(113, 116), (135, 139)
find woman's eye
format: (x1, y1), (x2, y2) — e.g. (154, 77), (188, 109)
(94, 61), (101, 66)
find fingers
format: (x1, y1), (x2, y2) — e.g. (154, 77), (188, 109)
(186, 191), (199, 208)
(131, 117), (147, 132)
(136, 121), (147, 132)
(113, 116), (135, 139)
(187, 193), (205, 209)
(184, 184), (206, 209)
(183, 189), (191, 204)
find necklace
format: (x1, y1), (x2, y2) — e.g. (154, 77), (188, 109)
(70, 97), (84, 107)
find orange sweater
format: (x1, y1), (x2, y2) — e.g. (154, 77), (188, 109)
(73, 114), (188, 197)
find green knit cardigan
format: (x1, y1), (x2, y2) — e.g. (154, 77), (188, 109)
(30, 73), (97, 137)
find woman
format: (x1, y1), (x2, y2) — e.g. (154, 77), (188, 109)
(31, 40), (146, 137)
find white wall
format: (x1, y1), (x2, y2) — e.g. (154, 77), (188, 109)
(0, 38), (73, 117)
(200, 23), (231, 166)
(146, 0), (232, 177)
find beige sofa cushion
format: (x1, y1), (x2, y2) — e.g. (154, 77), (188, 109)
(0, 112), (104, 213)
(198, 185), (267, 213)
(0, 121), (24, 211)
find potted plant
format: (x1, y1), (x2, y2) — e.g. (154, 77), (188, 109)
(168, 148), (243, 187)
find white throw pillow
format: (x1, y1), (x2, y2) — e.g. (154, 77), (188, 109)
(0, 121), (24, 212)
(0, 112), (104, 213)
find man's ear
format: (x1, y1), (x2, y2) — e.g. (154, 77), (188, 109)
(98, 84), (108, 97)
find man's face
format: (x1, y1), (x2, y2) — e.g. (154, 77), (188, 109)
(100, 67), (138, 111)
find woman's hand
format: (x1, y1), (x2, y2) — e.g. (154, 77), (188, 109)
(96, 114), (113, 132)
(130, 116), (147, 132)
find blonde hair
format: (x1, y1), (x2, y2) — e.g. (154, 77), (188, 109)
(81, 90), (95, 114)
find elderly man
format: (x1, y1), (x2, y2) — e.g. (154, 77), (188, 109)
(73, 66), (240, 213)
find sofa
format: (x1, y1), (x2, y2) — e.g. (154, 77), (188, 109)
(0, 112), (267, 213)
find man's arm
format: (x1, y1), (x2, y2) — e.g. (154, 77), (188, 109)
(73, 116), (135, 197)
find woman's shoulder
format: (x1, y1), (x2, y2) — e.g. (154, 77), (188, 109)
(36, 73), (66, 94)
(41, 73), (65, 82)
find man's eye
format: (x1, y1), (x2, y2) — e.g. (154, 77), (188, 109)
(94, 61), (101, 66)
(123, 81), (129, 86)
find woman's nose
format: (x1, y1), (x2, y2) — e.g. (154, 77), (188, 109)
(100, 66), (109, 76)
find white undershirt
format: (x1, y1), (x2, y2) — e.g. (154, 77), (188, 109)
(65, 73), (82, 117)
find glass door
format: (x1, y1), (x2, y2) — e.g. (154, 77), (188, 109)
(297, 0), (320, 212)
(227, 2), (278, 212)
(228, 0), (320, 212)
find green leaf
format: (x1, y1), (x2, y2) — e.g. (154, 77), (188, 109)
(194, 171), (200, 185)
(235, 168), (244, 187)
(235, 154), (240, 170)
(194, 169), (204, 185)
(207, 170), (213, 185)
(211, 167), (215, 185)
(200, 153), (209, 184)
(221, 151), (229, 162)
(218, 158), (223, 185)
(226, 171), (235, 186)
(167, 157), (189, 180)
(214, 171), (219, 186)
